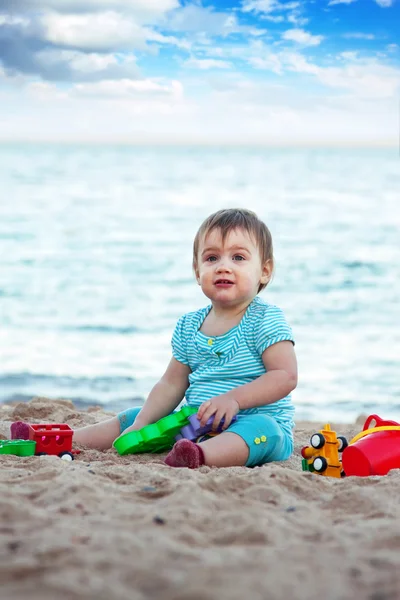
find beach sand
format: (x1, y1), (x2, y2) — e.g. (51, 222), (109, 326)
(1, 397), (400, 600)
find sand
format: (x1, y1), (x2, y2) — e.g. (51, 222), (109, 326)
(1, 397), (400, 600)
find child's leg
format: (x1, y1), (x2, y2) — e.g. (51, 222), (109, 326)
(73, 417), (121, 450)
(164, 433), (249, 469)
(199, 432), (250, 467)
(165, 414), (293, 468)
(73, 406), (143, 450)
(223, 414), (293, 467)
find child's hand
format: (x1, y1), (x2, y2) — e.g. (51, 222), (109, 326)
(197, 394), (240, 431)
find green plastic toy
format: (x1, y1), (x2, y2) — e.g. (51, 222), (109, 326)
(113, 406), (198, 456)
(0, 439), (37, 457)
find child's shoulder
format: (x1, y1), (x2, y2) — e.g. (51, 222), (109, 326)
(251, 296), (286, 319)
(248, 297), (293, 345)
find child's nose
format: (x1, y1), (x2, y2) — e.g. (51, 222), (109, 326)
(216, 259), (232, 272)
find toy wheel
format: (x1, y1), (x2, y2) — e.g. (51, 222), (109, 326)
(340, 469), (346, 478)
(337, 436), (348, 452)
(312, 456), (328, 473)
(310, 433), (325, 449)
(37, 452), (48, 456)
(59, 451), (74, 461)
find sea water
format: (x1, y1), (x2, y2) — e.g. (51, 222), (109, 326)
(0, 144), (399, 422)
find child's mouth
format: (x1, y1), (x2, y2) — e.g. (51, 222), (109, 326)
(215, 279), (234, 287)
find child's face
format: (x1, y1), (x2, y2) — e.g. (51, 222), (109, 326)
(195, 228), (272, 309)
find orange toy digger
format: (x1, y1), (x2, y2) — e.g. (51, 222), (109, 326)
(301, 424), (348, 478)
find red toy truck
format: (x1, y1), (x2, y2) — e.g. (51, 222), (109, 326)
(28, 424), (79, 461)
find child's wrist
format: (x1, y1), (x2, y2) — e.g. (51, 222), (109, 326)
(132, 416), (148, 430)
(227, 394), (241, 411)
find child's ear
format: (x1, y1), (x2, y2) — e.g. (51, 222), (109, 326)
(194, 266), (201, 285)
(260, 259), (273, 284)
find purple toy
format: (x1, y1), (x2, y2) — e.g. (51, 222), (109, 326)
(175, 413), (237, 442)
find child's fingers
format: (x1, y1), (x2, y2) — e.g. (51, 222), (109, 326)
(199, 404), (217, 427)
(222, 413), (232, 430)
(211, 410), (225, 431)
(197, 400), (211, 420)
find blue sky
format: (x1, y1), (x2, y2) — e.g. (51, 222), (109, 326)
(0, 0), (399, 143)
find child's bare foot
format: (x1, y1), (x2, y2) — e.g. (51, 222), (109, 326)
(11, 421), (30, 440)
(164, 439), (205, 469)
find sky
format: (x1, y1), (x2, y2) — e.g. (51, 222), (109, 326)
(0, 0), (399, 144)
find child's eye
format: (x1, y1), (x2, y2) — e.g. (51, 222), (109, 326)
(206, 256), (217, 262)
(233, 255), (245, 261)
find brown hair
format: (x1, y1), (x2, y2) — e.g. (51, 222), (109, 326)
(193, 208), (274, 292)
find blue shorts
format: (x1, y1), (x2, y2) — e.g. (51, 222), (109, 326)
(117, 407), (293, 468)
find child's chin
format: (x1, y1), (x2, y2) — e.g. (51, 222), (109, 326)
(211, 297), (241, 308)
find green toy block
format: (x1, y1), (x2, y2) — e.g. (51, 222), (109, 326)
(302, 457), (315, 473)
(113, 406), (198, 456)
(0, 439), (37, 457)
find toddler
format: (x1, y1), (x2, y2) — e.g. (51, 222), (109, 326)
(12, 208), (297, 469)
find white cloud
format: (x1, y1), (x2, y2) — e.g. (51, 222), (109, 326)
(0, 68), (398, 145)
(282, 29), (324, 47)
(164, 4), (260, 36)
(196, 39), (284, 72)
(0, 0), (179, 21)
(38, 50), (112, 72)
(262, 15), (285, 22)
(0, 8), (189, 82)
(339, 51), (359, 61)
(73, 77), (183, 100)
(242, 0), (300, 13)
(3, 1), (266, 42)
(329, 0), (394, 4)
(239, 40), (400, 100)
(242, 0), (277, 12)
(285, 52), (400, 98)
(147, 30), (190, 49)
(165, 4), (233, 34)
(287, 13), (309, 26)
(27, 81), (68, 100)
(185, 58), (232, 70)
(48, 50), (135, 73)
(0, 14), (29, 25)
(33, 48), (140, 80)
(0, 64), (27, 86)
(328, 0), (357, 6)
(40, 11), (149, 51)
(40, 11), (188, 51)
(343, 33), (375, 40)
(248, 53), (283, 74)
(247, 27), (268, 37)
(199, 42), (251, 62)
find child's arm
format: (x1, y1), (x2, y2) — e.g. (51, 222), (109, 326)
(234, 341), (297, 410)
(198, 341), (297, 428)
(128, 357), (191, 431)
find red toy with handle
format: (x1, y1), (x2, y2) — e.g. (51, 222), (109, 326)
(342, 414), (400, 477)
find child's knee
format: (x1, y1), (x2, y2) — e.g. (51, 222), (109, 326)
(227, 414), (293, 467)
(117, 407), (142, 434)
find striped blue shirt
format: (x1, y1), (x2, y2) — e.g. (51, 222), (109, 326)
(171, 296), (295, 434)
